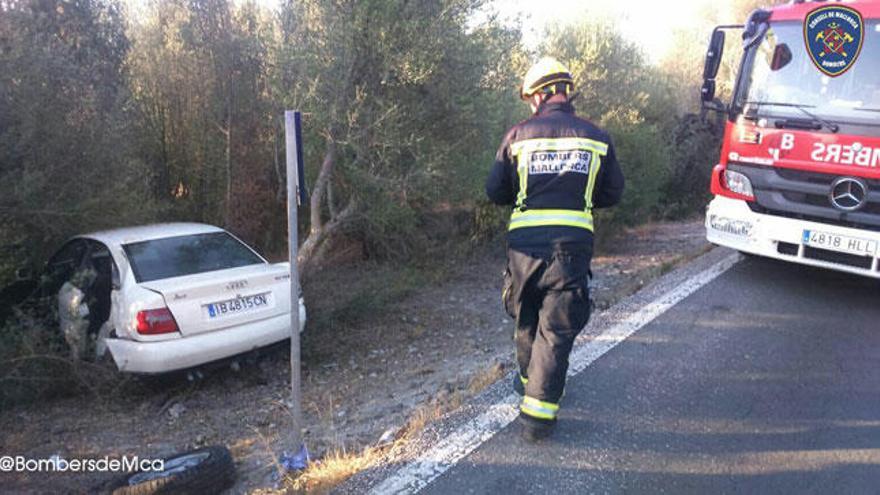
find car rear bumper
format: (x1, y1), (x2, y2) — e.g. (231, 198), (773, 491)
(706, 195), (880, 279)
(106, 305), (305, 373)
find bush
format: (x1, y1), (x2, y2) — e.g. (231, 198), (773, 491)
(471, 201), (510, 242)
(662, 114), (723, 218)
(0, 303), (122, 409)
(601, 122), (672, 226)
(0, 307), (64, 407)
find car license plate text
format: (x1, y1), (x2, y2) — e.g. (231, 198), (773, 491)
(802, 230), (878, 257)
(206, 293), (271, 319)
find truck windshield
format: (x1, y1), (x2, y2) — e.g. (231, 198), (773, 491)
(737, 20), (880, 124)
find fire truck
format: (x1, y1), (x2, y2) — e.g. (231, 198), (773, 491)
(701, 0), (880, 277)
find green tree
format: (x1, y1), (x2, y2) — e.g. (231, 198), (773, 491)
(275, 0), (522, 270)
(542, 21), (676, 127)
(0, 0), (153, 279)
(128, 0), (280, 246)
(539, 20), (678, 225)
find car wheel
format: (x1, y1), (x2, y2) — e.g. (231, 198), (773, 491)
(110, 446), (235, 495)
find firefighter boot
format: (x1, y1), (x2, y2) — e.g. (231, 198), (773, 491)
(518, 412), (555, 442)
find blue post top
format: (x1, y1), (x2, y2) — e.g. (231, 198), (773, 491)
(293, 111), (308, 206)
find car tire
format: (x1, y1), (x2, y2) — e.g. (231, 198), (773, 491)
(109, 446), (235, 495)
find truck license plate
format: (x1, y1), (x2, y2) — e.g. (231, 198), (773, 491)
(802, 230), (878, 257)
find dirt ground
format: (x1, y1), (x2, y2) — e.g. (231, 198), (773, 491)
(0, 218), (709, 494)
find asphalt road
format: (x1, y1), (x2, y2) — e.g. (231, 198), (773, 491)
(420, 255), (880, 494)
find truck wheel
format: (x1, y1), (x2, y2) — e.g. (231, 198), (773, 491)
(110, 446), (235, 495)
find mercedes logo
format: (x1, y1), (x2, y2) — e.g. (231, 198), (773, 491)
(829, 177), (868, 212)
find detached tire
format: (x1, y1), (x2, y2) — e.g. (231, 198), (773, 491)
(111, 446), (235, 495)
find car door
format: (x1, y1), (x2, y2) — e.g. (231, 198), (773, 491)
(83, 240), (118, 336)
(43, 239), (89, 298)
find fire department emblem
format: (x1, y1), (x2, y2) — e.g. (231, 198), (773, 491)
(805, 5), (864, 77)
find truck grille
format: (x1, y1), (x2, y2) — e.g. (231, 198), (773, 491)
(730, 163), (880, 232)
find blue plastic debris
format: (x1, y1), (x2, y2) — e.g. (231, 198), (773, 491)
(280, 443), (310, 472)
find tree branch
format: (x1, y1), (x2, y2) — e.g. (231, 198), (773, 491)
(309, 139), (336, 234)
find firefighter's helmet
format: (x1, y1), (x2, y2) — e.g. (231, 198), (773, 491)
(521, 57), (574, 99)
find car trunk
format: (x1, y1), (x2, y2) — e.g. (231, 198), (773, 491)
(140, 263), (291, 337)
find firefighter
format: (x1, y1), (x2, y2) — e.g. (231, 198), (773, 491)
(486, 57), (624, 441)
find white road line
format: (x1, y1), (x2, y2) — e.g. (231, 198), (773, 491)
(369, 252), (741, 495)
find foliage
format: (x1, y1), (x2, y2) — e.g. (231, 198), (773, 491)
(540, 19), (712, 227)
(127, 0), (280, 246)
(663, 114), (724, 218)
(276, 0), (525, 265)
(0, 0), (740, 282)
(602, 122), (671, 226)
(0, 303), (124, 408)
(0, 0), (158, 282)
(543, 21), (677, 127)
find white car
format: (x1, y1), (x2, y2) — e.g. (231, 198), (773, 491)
(44, 223), (305, 373)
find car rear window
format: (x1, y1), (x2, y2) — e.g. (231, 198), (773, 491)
(123, 232), (264, 283)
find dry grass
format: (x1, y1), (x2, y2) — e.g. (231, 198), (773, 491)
(286, 445), (386, 494)
(399, 361), (503, 439)
(400, 390), (464, 439)
(467, 361), (505, 395)
(284, 361), (507, 493)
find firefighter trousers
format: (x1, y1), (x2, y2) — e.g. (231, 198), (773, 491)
(502, 246), (592, 422)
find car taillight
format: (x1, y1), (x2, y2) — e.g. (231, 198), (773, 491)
(136, 308), (179, 335)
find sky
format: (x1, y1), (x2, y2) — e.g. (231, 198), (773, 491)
(490, 0), (717, 63)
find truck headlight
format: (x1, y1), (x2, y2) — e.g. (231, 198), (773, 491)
(723, 170), (754, 198)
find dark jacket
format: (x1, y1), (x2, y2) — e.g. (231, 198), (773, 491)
(486, 101), (625, 249)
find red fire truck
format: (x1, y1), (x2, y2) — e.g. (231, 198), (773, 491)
(701, 0), (880, 277)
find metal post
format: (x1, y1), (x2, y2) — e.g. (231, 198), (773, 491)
(284, 110), (303, 457)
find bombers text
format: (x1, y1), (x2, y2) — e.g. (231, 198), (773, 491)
(811, 142), (880, 168)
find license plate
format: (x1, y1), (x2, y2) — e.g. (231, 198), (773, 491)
(206, 292), (272, 319)
(802, 230), (878, 257)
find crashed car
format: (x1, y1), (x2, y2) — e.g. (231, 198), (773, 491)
(35, 223), (305, 373)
